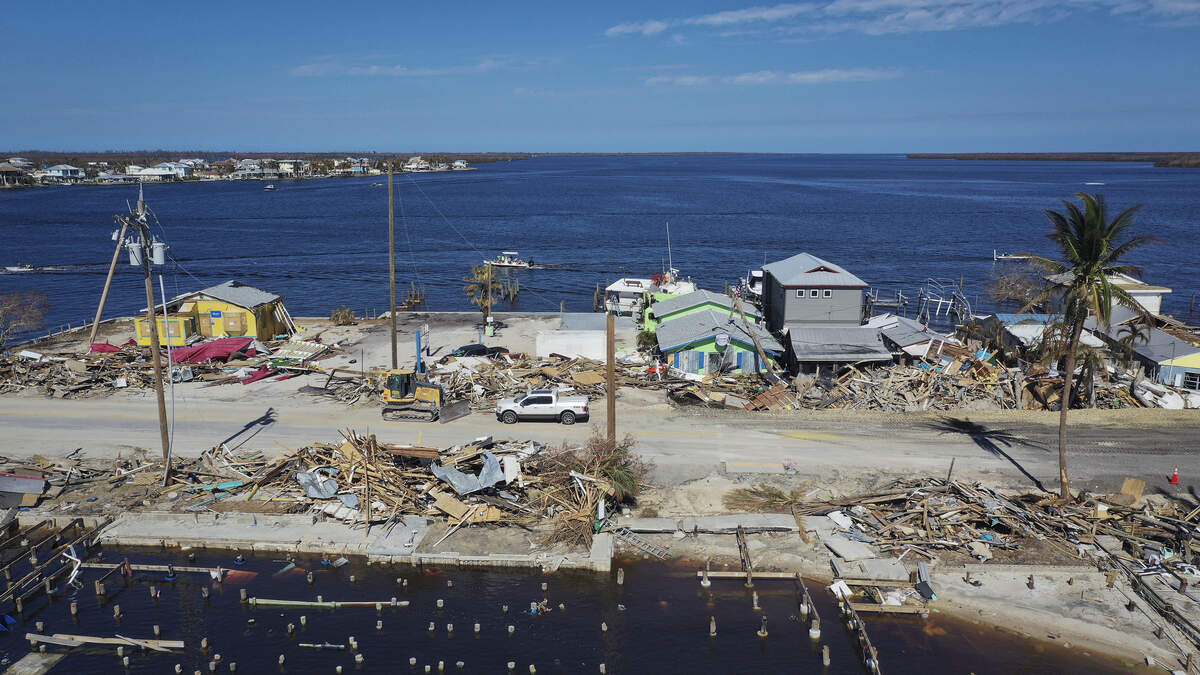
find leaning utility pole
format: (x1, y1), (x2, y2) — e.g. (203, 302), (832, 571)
(87, 217), (130, 347)
(606, 311), (616, 444)
(124, 188), (172, 482)
(388, 161), (398, 369)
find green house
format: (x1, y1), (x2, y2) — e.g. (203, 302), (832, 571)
(644, 289), (761, 332)
(655, 308), (782, 375)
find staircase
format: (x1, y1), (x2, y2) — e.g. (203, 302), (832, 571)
(604, 519), (671, 560)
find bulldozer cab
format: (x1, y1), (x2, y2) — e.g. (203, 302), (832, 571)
(383, 370), (442, 406)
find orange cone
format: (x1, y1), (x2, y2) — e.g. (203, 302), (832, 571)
(1171, 466), (1180, 485)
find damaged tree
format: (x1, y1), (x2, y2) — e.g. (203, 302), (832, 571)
(1020, 193), (1155, 500)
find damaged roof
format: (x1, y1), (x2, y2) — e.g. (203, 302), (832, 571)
(190, 280), (282, 309)
(787, 326), (894, 363)
(763, 252), (867, 288)
(655, 309), (782, 354)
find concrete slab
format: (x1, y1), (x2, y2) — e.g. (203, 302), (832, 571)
(833, 557), (910, 582)
(4, 652), (67, 675)
(823, 534), (877, 561)
(677, 514), (799, 533)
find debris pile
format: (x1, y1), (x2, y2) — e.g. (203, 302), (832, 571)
(753, 476), (1200, 644)
(224, 429), (647, 547)
(1, 337), (335, 399)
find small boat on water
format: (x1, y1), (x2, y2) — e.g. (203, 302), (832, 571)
(993, 249), (1031, 261)
(485, 251), (537, 269)
(4, 263), (34, 272)
(263, 184), (276, 191)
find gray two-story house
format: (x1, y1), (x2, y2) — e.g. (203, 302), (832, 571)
(762, 252), (866, 331)
(761, 252), (892, 373)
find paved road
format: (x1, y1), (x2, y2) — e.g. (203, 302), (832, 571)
(2, 394), (1198, 496)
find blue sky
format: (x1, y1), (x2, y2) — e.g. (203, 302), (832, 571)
(3, 1), (1198, 152)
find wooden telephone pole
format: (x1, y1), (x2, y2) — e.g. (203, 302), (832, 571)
(388, 162), (397, 369)
(124, 189), (172, 483)
(87, 218), (130, 347)
(606, 312), (616, 444)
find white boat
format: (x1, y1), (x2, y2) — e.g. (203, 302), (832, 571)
(485, 251), (536, 269)
(263, 184), (276, 191)
(4, 264), (34, 272)
(993, 249), (1031, 261)
(604, 268), (696, 315)
(740, 269), (763, 298)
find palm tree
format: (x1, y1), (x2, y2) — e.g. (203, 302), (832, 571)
(1021, 193), (1155, 500)
(1115, 321), (1150, 373)
(463, 264), (520, 322)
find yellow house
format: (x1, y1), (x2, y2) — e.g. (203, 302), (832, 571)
(135, 280), (296, 346)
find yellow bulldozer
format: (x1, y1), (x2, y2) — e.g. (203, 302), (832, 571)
(380, 369), (471, 423)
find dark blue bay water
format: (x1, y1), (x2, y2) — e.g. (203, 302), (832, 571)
(2, 155), (1198, 333)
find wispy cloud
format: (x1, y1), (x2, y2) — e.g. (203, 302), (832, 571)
(646, 67), (899, 86)
(605, 20), (670, 36)
(291, 56), (516, 77)
(606, 0), (1200, 39)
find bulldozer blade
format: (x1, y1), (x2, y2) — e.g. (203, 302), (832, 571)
(438, 400), (471, 424)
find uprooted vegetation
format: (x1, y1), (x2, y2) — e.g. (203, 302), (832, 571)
(537, 433), (652, 548)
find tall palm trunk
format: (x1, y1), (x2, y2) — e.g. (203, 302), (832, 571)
(1056, 314), (1085, 500)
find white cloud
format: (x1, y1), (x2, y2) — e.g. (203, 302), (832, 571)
(605, 20), (670, 36)
(686, 3), (816, 25)
(606, 0), (1200, 39)
(292, 56), (514, 77)
(646, 67), (898, 86)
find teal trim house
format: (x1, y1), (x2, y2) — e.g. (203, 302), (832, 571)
(655, 308), (782, 375)
(644, 289), (761, 331)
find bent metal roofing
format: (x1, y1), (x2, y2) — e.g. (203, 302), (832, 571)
(655, 309), (782, 355)
(787, 326), (893, 362)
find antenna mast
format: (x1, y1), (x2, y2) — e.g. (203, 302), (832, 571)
(666, 221), (673, 273)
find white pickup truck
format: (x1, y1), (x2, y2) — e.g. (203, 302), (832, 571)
(495, 389), (590, 425)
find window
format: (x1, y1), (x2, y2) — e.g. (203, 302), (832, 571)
(823, 289), (832, 298)
(795, 289), (805, 299)
(523, 396), (552, 406)
(809, 289), (819, 298)
(1185, 372), (1200, 391)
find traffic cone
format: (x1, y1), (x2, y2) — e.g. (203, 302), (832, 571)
(1171, 466), (1180, 485)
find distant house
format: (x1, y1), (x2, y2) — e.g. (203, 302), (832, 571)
(6, 157), (32, 169)
(277, 159), (311, 177)
(644, 289), (759, 332)
(761, 252), (867, 332)
(125, 164), (145, 175)
(655, 308), (782, 375)
(0, 164), (30, 186)
(452, 160), (469, 170)
(403, 156), (431, 171)
(136, 280), (295, 346)
(39, 164), (85, 181)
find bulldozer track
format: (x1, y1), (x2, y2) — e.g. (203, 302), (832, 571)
(382, 410), (437, 423)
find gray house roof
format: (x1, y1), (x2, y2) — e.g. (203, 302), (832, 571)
(879, 316), (936, 348)
(194, 281), (282, 309)
(787, 326), (893, 363)
(763, 252), (867, 288)
(651, 289), (759, 319)
(1127, 327), (1200, 364)
(655, 309), (782, 354)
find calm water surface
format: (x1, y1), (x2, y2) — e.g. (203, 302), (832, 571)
(0, 550), (1150, 674)
(1, 155), (1198, 333)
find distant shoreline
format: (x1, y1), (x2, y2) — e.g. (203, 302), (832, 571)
(907, 152), (1200, 168)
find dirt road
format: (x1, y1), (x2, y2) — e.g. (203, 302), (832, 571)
(3, 387), (1198, 496)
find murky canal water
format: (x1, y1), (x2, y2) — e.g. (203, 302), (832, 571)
(0, 549), (1148, 674)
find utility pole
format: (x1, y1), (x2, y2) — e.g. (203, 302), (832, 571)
(125, 187), (172, 482)
(87, 218), (130, 347)
(485, 262), (493, 325)
(388, 161), (397, 369)
(606, 311), (616, 444)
